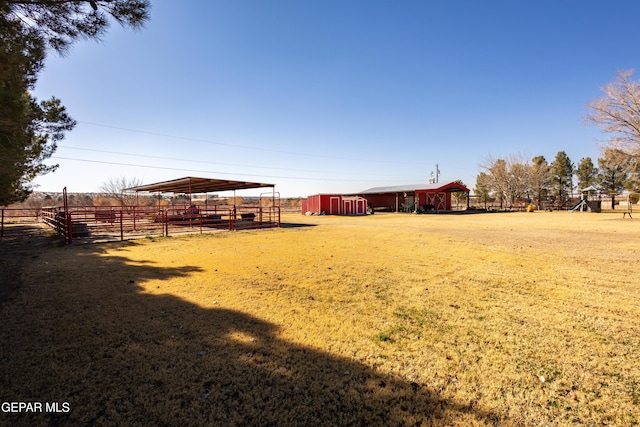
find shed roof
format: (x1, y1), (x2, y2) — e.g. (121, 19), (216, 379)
(355, 181), (469, 195)
(127, 176), (274, 194)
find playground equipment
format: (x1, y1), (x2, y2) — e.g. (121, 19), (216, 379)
(568, 199), (586, 213)
(569, 186), (601, 213)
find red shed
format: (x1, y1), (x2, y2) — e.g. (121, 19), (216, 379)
(302, 194), (368, 215)
(353, 181), (470, 212)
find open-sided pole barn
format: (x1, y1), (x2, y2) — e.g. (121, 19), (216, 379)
(128, 176), (280, 229)
(354, 181), (470, 213)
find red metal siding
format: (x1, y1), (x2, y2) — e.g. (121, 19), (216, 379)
(343, 199), (353, 215)
(303, 194), (368, 215)
(307, 195), (322, 214)
(417, 191), (450, 210)
(303, 194), (339, 214)
(343, 197), (367, 215)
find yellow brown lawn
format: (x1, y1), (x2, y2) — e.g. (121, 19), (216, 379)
(1, 212), (639, 426)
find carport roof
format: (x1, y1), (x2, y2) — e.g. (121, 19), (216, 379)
(127, 176), (274, 194)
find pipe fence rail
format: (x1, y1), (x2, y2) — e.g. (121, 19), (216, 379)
(39, 204), (280, 244)
(0, 208), (42, 238)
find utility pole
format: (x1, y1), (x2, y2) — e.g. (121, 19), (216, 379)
(429, 164), (441, 184)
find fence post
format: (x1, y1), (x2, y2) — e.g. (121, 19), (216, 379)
(66, 211), (73, 244)
(164, 210), (169, 237)
(1, 209), (4, 237)
(120, 210), (124, 241)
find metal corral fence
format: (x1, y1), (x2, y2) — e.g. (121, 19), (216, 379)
(40, 204), (281, 244)
(0, 208), (42, 238)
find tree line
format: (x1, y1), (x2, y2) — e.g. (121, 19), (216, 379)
(475, 149), (639, 210)
(476, 70), (640, 210)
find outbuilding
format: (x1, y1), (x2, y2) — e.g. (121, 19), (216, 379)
(302, 181), (470, 216)
(354, 181), (470, 213)
(302, 194), (368, 215)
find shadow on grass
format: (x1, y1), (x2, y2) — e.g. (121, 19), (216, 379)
(279, 222), (318, 229)
(0, 225), (62, 305)
(0, 229), (501, 426)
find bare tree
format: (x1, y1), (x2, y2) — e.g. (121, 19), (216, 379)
(100, 176), (142, 206)
(530, 155), (550, 209)
(586, 70), (640, 156)
(481, 154), (532, 209)
(597, 149), (630, 209)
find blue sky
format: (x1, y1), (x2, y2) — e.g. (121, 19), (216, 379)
(31, 0), (640, 197)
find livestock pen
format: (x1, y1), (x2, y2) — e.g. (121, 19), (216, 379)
(40, 177), (281, 243)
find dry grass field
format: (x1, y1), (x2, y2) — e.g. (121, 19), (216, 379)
(1, 211), (639, 426)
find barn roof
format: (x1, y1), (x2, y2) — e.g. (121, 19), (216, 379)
(355, 181), (469, 195)
(127, 176), (274, 194)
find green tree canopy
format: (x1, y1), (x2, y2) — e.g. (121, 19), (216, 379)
(549, 151), (574, 207)
(1, 12), (75, 204)
(0, 0), (150, 205)
(473, 172), (494, 208)
(4, 0), (150, 53)
(576, 157), (598, 190)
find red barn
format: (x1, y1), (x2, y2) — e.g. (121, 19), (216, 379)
(302, 194), (368, 215)
(353, 181), (470, 212)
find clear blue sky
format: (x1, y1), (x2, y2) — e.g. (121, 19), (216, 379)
(31, 0), (640, 197)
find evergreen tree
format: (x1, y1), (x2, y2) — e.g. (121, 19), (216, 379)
(452, 179), (468, 207)
(474, 172), (494, 209)
(4, 0), (150, 54)
(549, 151), (574, 208)
(0, 13), (75, 204)
(0, 1), (150, 205)
(576, 157), (598, 190)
